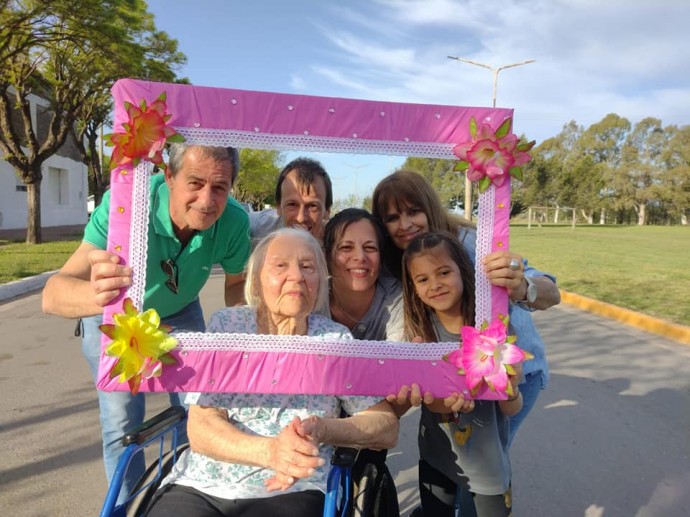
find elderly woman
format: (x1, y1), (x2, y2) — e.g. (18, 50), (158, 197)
(145, 228), (399, 517)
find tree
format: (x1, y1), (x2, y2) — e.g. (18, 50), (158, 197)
(399, 157), (461, 209)
(614, 118), (668, 225)
(232, 148), (283, 209)
(330, 193), (367, 214)
(71, 17), (186, 208)
(659, 125), (690, 224)
(0, 0), (184, 243)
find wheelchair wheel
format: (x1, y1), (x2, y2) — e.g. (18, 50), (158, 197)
(125, 444), (189, 517)
(352, 460), (400, 517)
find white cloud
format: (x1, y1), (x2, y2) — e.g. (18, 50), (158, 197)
(304, 0), (690, 142)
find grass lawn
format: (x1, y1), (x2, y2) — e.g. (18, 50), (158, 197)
(0, 239), (80, 284)
(1, 224), (688, 327)
(511, 225), (690, 326)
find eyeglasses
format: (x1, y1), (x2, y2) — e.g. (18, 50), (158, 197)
(160, 259), (179, 294)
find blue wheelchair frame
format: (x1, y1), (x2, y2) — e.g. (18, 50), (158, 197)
(100, 406), (187, 517)
(100, 407), (355, 517)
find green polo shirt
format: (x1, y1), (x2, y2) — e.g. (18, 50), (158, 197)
(84, 173), (250, 318)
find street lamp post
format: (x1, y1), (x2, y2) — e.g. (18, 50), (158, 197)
(447, 56), (535, 220)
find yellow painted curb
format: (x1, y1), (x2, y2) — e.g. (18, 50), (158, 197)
(559, 290), (690, 346)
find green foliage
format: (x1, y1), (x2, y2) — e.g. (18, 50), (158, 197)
(0, 0), (186, 241)
(331, 193), (369, 214)
(524, 115), (690, 225)
(232, 148), (283, 209)
(398, 157), (464, 209)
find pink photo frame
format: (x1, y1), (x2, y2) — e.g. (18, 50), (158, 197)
(97, 78), (515, 399)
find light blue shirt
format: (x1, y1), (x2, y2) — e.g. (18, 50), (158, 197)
(459, 228), (555, 388)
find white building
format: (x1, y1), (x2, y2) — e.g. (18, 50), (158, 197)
(0, 92), (88, 230)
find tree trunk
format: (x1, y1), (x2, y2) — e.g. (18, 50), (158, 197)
(682, 214), (688, 225)
(599, 209), (606, 224)
(637, 203), (646, 225)
(580, 209), (593, 224)
(26, 181), (42, 244)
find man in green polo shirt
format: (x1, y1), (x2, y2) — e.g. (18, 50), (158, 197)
(42, 144), (250, 502)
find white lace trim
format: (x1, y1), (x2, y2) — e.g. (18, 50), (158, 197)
(126, 161), (152, 310)
(475, 186), (495, 325)
(177, 127), (458, 159)
(175, 332), (458, 360)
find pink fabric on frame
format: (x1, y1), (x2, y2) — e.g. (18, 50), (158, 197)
(99, 78), (517, 398)
(96, 340), (507, 401)
(111, 79), (513, 156)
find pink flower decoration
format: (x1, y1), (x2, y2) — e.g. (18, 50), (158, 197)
(453, 117), (535, 193)
(105, 92), (185, 172)
(446, 317), (533, 397)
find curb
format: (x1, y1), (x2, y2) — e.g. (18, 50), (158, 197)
(559, 290), (690, 346)
(0, 270), (56, 303)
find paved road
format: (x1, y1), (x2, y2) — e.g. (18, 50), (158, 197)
(1, 272), (689, 516)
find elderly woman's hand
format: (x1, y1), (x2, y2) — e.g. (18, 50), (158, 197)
(264, 416), (324, 491)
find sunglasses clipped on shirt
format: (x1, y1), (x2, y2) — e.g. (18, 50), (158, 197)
(160, 259), (179, 294)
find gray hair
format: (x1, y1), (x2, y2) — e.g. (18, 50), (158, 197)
(244, 228), (330, 317)
(168, 143), (240, 184)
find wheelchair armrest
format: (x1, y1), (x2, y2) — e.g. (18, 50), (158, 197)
(122, 406), (187, 446)
(331, 446), (358, 466)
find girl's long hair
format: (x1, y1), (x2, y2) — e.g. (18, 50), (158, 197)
(372, 170), (474, 279)
(402, 232), (476, 342)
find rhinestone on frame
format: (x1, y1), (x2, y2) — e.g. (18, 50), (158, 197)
(328, 107), (336, 113)
(230, 99), (237, 105)
(208, 379), (215, 385)
(498, 202), (505, 209)
(345, 383), (352, 390)
(117, 207), (125, 213)
(497, 241), (504, 247)
(287, 105), (294, 111)
(114, 245), (122, 252)
(193, 122), (200, 128)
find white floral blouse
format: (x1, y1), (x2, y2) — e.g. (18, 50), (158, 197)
(160, 306), (382, 500)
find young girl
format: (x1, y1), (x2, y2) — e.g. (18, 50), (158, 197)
(373, 169), (560, 446)
(400, 232), (522, 517)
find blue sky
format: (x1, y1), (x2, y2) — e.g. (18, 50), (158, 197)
(146, 0), (690, 202)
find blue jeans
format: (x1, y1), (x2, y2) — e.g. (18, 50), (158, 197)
(508, 371), (543, 447)
(81, 299), (205, 504)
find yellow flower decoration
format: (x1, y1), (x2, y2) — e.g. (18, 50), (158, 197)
(99, 298), (178, 395)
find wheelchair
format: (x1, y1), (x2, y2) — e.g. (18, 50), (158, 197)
(99, 407), (399, 517)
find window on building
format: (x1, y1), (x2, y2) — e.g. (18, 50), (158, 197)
(15, 174), (27, 192)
